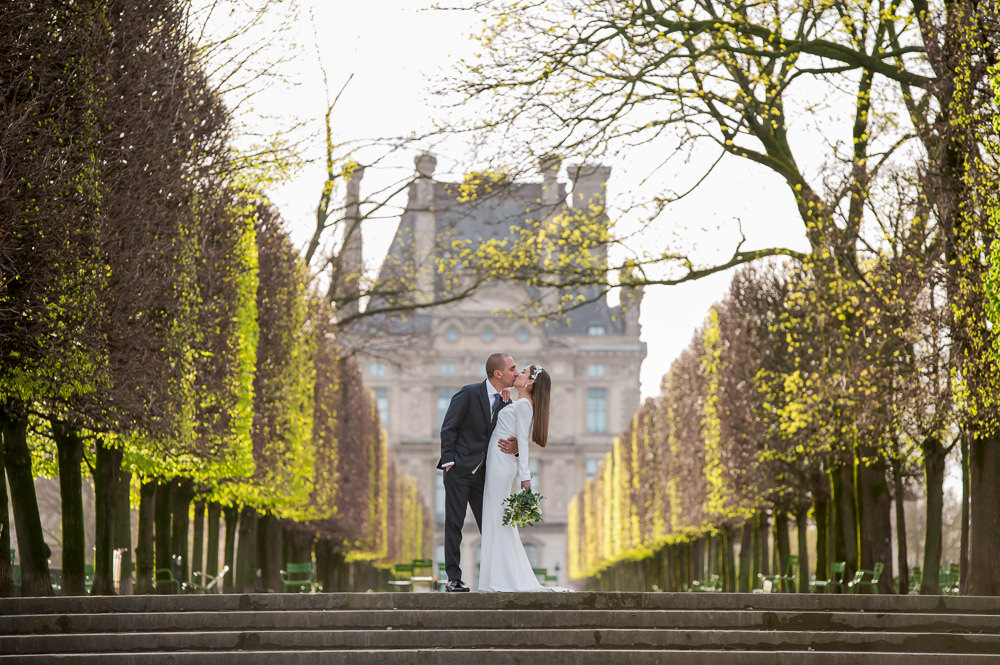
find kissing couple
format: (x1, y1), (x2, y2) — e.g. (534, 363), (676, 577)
(437, 352), (568, 592)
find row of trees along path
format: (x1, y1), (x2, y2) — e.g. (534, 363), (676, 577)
(568, 256), (986, 594)
(0, 1), (429, 597)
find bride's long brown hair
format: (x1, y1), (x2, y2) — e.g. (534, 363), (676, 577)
(528, 365), (551, 448)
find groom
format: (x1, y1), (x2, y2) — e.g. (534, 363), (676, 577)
(437, 352), (518, 592)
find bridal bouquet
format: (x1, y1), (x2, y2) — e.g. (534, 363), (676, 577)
(502, 488), (544, 528)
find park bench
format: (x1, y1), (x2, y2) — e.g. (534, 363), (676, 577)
(532, 567), (547, 584)
(190, 565), (230, 593)
(388, 562), (414, 591)
(410, 559), (435, 591)
(280, 562), (316, 592)
(809, 560), (846, 593)
(759, 554), (799, 593)
(847, 561), (884, 593)
(155, 554), (187, 593)
(154, 568), (186, 593)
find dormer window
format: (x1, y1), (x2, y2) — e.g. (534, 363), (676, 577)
(587, 324), (606, 336)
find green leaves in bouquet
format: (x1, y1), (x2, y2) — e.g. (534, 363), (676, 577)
(501, 488), (544, 528)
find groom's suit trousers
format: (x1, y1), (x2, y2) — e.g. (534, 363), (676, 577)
(442, 465), (485, 583)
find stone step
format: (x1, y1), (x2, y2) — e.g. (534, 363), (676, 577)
(4, 650), (1000, 665)
(3, 609), (1000, 635)
(3, 593), (996, 663)
(3, 628), (1000, 655)
(4, 592), (999, 615)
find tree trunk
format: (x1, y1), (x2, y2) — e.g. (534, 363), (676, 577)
(113, 460), (132, 595)
(725, 526), (738, 593)
(960, 433), (971, 594)
(757, 511), (770, 580)
(235, 505), (258, 592)
(315, 538), (328, 592)
(0, 438), (13, 597)
(968, 431), (1000, 595)
(223, 504), (238, 594)
(169, 477), (194, 587)
(257, 514), (281, 592)
(135, 479), (156, 594)
(775, 508), (791, 591)
(206, 503), (221, 579)
(738, 521), (753, 592)
(683, 541), (693, 588)
(832, 463), (859, 583)
(691, 536), (704, 584)
(920, 434), (946, 595)
(702, 535), (712, 579)
(795, 504), (809, 594)
(153, 480), (173, 593)
(724, 526), (736, 591)
(857, 456), (894, 593)
(52, 422), (86, 596)
(891, 447), (909, 596)
(293, 528), (313, 565)
(1, 403), (52, 596)
(191, 500), (205, 584)
(813, 492), (829, 586)
(331, 547), (347, 592)
(92, 437), (121, 595)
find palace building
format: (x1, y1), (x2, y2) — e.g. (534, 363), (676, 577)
(351, 154), (645, 587)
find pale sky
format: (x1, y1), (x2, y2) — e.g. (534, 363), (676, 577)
(245, 0), (811, 399)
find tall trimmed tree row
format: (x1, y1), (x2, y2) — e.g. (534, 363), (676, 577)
(2, 0), (431, 598)
(569, 259), (963, 593)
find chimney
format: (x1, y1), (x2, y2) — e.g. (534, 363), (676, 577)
(540, 154), (562, 211)
(411, 153), (437, 304)
(339, 164), (365, 318)
(618, 268), (644, 339)
(567, 162), (612, 266)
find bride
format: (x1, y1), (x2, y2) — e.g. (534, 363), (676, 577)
(478, 364), (566, 592)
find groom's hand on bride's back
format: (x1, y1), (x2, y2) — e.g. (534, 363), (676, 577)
(498, 437), (518, 454)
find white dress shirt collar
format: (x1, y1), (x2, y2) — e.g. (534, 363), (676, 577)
(485, 379), (501, 401)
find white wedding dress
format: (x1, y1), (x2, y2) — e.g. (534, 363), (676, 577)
(478, 398), (567, 592)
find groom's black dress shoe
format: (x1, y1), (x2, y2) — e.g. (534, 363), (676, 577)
(445, 579), (470, 592)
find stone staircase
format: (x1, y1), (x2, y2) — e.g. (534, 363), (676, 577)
(2, 592), (999, 663)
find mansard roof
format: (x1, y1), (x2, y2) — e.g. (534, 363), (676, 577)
(366, 175), (627, 337)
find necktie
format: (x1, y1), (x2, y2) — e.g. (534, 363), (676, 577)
(489, 392), (504, 433)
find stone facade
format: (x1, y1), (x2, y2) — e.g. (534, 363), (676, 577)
(352, 156), (645, 588)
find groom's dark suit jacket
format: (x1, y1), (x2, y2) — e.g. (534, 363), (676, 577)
(438, 380), (503, 475)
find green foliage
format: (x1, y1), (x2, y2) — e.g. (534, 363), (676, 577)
(2, 0), (429, 572)
(979, 66), (1000, 374)
(701, 308), (726, 517)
